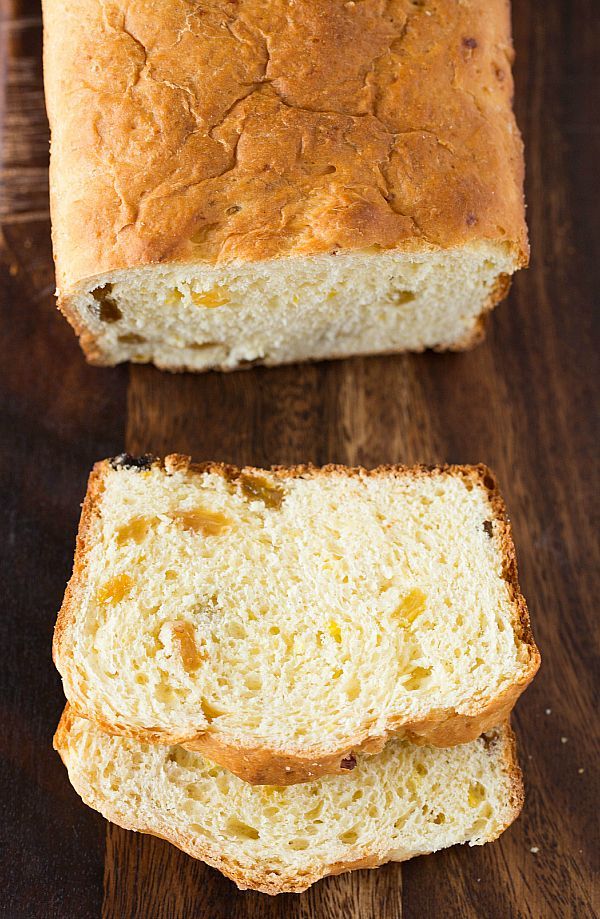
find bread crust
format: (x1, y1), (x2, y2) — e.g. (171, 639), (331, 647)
(53, 456), (540, 785)
(43, 0), (527, 299)
(54, 708), (524, 895)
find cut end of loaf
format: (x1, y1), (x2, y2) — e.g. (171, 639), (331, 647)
(54, 458), (539, 784)
(54, 710), (523, 895)
(60, 244), (517, 371)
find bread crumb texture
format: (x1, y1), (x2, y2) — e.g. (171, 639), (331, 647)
(43, 0), (528, 368)
(56, 711), (523, 894)
(55, 461), (539, 781)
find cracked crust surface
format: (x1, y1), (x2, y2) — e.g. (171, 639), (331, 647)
(53, 455), (540, 785)
(43, 0), (527, 296)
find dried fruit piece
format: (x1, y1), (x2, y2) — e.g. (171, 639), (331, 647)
(172, 508), (232, 536)
(340, 755), (357, 771)
(116, 516), (158, 545)
(327, 621), (342, 643)
(396, 589), (427, 625)
(91, 284), (122, 322)
(118, 333), (145, 344)
(171, 621), (204, 672)
(403, 665), (432, 691)
(165, 289), (183, 306)
(393, 290), (416, 305)
(191, 287), (230, 308)
(239, 474), (284, 509)
(109, 454), (156, 472)
(96, 573), (134, 605)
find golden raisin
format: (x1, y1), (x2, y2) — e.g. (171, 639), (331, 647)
(403, 665), (432, 691)
(393, 290), (416, 305)
(239, 474), (284, 509)
(91, 284), (122, 322)
(191, 287), (230, 308)
(172, 508), (232, 536)
(165, 289), (183, 306)
(396, 589), (427, 625)
(118, 333), (145, 344)
(172, 621), (204, 672)
(116, 516), (158, 545)
(96, 573), (134, 605)
(327, 621), (342, 643)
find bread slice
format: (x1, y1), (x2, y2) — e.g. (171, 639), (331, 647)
(43, 0), (527, 371)
(55, 708), (523, 895)
(53, 455), (539, 785)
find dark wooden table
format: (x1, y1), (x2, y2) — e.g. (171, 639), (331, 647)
(0, 1), (597, 916)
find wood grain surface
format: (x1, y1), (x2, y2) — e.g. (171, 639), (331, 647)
(0, 1), (598, 917)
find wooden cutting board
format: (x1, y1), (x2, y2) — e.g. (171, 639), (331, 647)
(0, 1), (597, 916)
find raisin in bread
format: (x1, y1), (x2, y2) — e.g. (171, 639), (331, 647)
(43, 0), (527, 371)
(53, 456), (539, 785)
(55, 709), (523, 895)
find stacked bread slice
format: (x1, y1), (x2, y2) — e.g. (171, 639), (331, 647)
(53, 455), (539, 894)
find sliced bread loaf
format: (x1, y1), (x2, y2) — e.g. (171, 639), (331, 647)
(53, 455), (539, 784)
(55, 709), (523, 895)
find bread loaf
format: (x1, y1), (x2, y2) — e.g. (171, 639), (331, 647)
(53, 455), (539, 784)
(55, 709), (523, 895)
(43, 0), (527, 371)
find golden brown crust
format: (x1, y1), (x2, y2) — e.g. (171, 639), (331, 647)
(54, 709), (524, 894)
(43, 0), (527, 295)
(53, 456), (539, 785)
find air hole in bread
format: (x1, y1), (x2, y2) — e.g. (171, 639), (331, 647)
(468, 782), (486, 807)
(288, 838), (309, 850)
(188, 341), (225, 351)
(226, 818), (259, 840)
